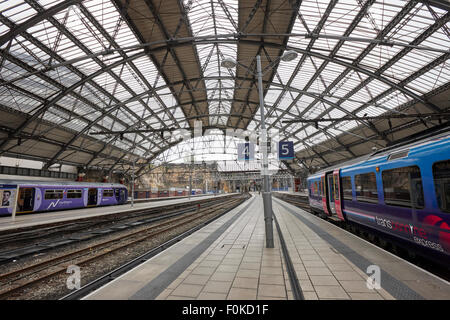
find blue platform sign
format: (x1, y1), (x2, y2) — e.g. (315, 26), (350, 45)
(278, 141), (294, 160)
(238, 142), (255, 161)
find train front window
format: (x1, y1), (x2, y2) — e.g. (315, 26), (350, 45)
(382, 166), (424, 208)
(355, 173), (378, 203)
(433, 160), (450, 213)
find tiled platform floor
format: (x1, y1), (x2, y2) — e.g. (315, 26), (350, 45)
(84, 194), (450, 300)
(158, 197), (292, 300)
(157, 197), (391, 300)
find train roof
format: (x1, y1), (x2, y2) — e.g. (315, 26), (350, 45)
(0, 179), (126, 188)
(308, 128), (450, 179)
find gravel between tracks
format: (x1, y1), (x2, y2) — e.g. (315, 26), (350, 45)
(0, 199), (243, 300)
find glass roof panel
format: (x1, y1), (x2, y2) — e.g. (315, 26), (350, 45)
(1, 0), (36, 25)
(406, 61), (450, 93)
(188, 0), (238, 126)
(300, 0), (332, 32)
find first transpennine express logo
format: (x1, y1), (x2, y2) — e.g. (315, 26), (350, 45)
(423, 215), (450, 253)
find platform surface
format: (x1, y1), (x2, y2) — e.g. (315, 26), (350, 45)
(0, 193), (232, 232)
(84, 194), (450, 300)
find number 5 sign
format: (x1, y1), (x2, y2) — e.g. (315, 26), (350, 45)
(278, 141), (294, 160)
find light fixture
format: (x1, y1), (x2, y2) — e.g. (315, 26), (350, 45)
(280, 50), (298, 62)
(221, 57), (237, 69)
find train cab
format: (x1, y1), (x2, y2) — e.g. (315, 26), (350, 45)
(115, 188), (127, 204)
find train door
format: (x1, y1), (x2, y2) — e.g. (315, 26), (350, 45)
(17, 188), (35, 213)
(87, 188), (98, 206)
(320, 174), (329, 215)
(115, 188), (125, 204)
(333, 169), (345, 221)
(327, 173), (336, 215)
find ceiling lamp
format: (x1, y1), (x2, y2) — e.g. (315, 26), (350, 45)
(280, 50), (298, 62)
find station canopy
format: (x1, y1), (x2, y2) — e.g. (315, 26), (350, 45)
(0, 0), (449, 177)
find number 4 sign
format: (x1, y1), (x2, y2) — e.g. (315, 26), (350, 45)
(238, 142), (255, 161)
(278, 141), (294, 160)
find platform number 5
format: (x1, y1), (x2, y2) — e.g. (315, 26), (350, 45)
(281, 143), (289, 155)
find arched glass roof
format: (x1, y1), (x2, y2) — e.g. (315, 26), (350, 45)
(0, 0), (448, 176)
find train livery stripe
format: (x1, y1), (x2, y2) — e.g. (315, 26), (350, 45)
(343, 209), (375, 221)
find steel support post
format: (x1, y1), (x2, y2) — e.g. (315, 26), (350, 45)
(257, 55), (274, 248)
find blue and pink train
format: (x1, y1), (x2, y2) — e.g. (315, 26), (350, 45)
(307, 130), (450, 261)
(0, 180), (128, 216)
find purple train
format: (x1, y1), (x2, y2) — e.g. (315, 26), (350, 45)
(307, 130), (450, 263)
(0, 180), (128, 216)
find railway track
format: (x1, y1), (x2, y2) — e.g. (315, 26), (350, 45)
(0, 195), (237, 262)
(0, 194), (249, 299)
(272, 192), (450, 282)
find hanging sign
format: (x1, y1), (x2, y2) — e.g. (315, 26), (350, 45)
(238, 142), (255, 161)
(278, 141), (294, 160)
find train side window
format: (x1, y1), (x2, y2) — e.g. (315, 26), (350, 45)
(355, 173), (378, 203)
(433, 160), (450, 213)
(44, 189), (64, 200)
(382, 166), (424, 208)
(103, 189), (114, 197)
(314, 182), (318, 196)
(342, 176), (353, 200)
(67, 189), (82, 199)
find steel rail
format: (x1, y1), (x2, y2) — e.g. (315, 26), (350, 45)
(60, 195), (253, 300)
(0, 196), (247, 299)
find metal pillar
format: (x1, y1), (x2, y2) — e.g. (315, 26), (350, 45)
(131, 160), (135, 208)
(257, 55), (274, 248)
(189, 165), (192, 200)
